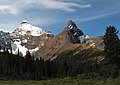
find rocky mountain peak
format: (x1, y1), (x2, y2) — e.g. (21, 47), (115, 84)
(66, 20), (85, 44)
(67, 20), (77, 28)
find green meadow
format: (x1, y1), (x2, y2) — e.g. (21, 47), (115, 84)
(0, 77), (120, 85)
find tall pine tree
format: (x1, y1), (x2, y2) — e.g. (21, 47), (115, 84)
(103, 26), (120, 65)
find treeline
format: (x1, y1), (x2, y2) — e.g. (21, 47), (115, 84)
(0, 51), (100, 80)
(0, 51), (108, 80)
(0, 25), (119, 80)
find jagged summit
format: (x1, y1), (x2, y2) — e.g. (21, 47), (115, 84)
(66, 20), (85, 44)
(67, 20), (77, 28)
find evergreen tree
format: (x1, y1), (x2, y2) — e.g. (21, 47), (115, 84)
(103, 26), (120, 65)
(59, 60), (68, 77)
(25, 51), (34, 78)
(111, 64), (119, 79)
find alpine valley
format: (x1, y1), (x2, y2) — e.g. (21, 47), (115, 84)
(0, 19), (120, 83)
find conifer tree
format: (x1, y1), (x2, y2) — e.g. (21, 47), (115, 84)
(103, 26), (120, 65)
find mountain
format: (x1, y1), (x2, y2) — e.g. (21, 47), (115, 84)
(33, 20), (96, 60)
(33, 20), (104, 62)
(10, 20), (52, 56)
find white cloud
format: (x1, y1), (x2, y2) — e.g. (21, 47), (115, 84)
(29, 0), (91, 11)
(0, 0), (91, 15)
(77, 11), (119, 23)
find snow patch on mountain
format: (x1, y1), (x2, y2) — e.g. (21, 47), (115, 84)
(85, 35), (95, 47)
(11, 41), (28, 56)
(29, 47), (39, 53)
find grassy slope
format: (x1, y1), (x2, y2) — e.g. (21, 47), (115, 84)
(0, 77), (120, 85)
(55, 45), (104, 64)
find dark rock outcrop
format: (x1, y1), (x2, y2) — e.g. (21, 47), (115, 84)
(0, 31), (12, 51)
(67, 20), (85, 44)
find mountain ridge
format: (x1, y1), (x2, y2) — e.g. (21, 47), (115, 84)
(0, 20), (104, 58)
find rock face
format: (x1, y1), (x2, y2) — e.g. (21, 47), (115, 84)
(0, 31), (12, 51)
(67, 20), (85, 44)
(33, 20), (85, 60)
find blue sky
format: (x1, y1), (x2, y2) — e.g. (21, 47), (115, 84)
(0, 0), (120, 37)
